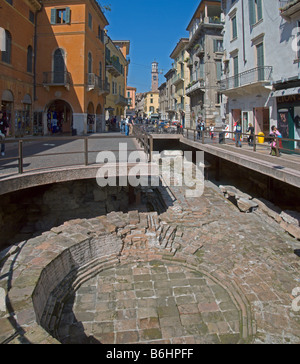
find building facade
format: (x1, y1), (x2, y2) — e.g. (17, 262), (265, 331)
(0, 0), (42, 137)
(170, 38), (191, 127)
(158, 82), (167, 120)
(186, 0), (224, 128)
(220, 0), (300, 151)
(126, 85), (136, 116)
(104, 36), (129, 123)
(144, 91), (159, 117)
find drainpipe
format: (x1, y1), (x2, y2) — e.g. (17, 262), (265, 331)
(241, 0), (246, 65)
(33, 2), (43, 101)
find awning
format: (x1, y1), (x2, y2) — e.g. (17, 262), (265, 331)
(270, 87), (300, 98)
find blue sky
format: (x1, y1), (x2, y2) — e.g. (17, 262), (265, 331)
(102, 0), (198, 93)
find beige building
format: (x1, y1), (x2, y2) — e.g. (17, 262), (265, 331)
(144, 91), (159, 117)
(185, 0), (224, 127)
(104, 35), (129, 123)
(170, 38), (191, 127)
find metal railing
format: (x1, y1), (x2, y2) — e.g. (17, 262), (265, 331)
(43, 71), (72, 86)
(0, 131), (154, 176)
(219, 66), (273, 91)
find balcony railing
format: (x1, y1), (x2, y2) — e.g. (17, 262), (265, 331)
(219, 66), (273, 91)
(43, 72), (71, 89)
(106, 57), (122, 77)
(185, 80), (205, 96)
(87, 74), (110, 94)
(173, 72), (185, 85)
(116, 95), (128, 106)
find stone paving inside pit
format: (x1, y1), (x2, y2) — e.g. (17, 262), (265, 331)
(0, 180), (300, 344)
(59, 262), (241, 344)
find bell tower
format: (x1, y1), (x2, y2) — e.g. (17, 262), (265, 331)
(151, 61), (158, 92)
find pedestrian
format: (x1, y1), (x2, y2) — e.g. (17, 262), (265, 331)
(196, 119), (201, 139)
(247, 123), (254, 146)
(210, 124), (214, 140)
(0, 111), (9, 157)
(235, 120), (242, 147)
(125, 117), (129, 136)
(269, 125), (282, 156)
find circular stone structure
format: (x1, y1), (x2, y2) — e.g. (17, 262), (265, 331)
(57, 261), (243, 344)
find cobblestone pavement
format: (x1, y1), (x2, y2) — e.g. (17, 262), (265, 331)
(58, 183), (300, 344)
(0, 180), (299, 344)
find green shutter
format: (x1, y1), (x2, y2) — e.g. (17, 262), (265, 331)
(232, 16), (237, 39)
(216, 61), (222, 80)
(50, 8), (56, 24)
(257, 0), (262, 21)
(65, 7), (71, 24)
(249, 0), (255, 26)
(213, 39), (217, 52)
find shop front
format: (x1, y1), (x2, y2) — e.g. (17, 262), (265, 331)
(276, 93), (300, 152)
(46, 99), (72, 134)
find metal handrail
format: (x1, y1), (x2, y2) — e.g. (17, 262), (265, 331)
(219, 66), (273, 90)
(0, 132), (153, 175)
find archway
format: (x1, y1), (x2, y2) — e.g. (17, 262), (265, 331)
(47, 99), (72, 134)
(87, 102), (95, 134)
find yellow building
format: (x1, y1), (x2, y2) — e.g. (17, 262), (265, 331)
(170, 38), (190, 127)
(104, 35), (130, 122)
(144, 91), (159, 117)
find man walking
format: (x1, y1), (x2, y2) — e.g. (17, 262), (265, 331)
(0, 111), (9, 157)
(235, 120), (242, 148)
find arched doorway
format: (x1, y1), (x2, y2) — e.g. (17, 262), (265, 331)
(47, 99), (72, 134)
(87, 102), (95, 134)
(1, 89), (14, 136)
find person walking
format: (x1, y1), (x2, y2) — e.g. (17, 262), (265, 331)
(0, 111), (9, 157)
(235, 120), (242, 147)
(269, 125), (282, 156)
(247, 123), (254, 146)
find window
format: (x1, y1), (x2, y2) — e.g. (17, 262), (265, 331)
(150, 99), (153, 103)
(232, 16), (237, 39)
(249, 0), (263, 26)
(98, 26), (104, 42)
(233, 55), (239, 87)
(1, 30), (12, 64)
(88, 52), (92, 73)
(53, 48), (65, 83)
(27, 46), (33, 73)
(99, 62), (102, 79)
(213, 39), (224, 52)
(216, 60), (222, 81)
(88, 13), (92, 29)
(5, 0), (13, 5)
(29, 10), (35, 24)
(256, 42), (264, 80)
(50, 8), (71, 24)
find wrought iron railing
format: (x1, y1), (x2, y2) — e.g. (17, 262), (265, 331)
(87, 74), (110, 93)
(219, 66), (273, 91)
(43, 71), (71, 86)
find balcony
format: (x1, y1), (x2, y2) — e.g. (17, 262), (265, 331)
(219, 66), (273, 95)
(115, 95), (128, 106)
(185, 80), (205, 97)
(279, 0), (300, 21)
(87, 74), (110, 95)
(43, 71), (71, 90)
(173, 72), (185, 86)
(106, 56), (122, 77)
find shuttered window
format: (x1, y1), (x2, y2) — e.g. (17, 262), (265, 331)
(50, 7), (71, 25)
(249, 0), (263, 26)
